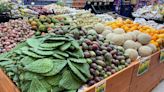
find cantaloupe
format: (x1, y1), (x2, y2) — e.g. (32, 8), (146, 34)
(94, 23), (105, 34)
(138, 46), (153, 57)
(135, 42), (142, 49)
(102, 29), (112, 37)
(147, 44), (157, 53)
(125, 49), (139, 61)
(113, 28), (125, 34)
(123, 40), (137, 50)
(111, 34), (125, 46)
(123, 33), (133, 41)
(137, 33), (151, 45)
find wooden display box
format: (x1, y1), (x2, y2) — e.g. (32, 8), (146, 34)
(0, 62), (135, 92)
(129, 51), (162, 92)
(0, 69), (19, 92)
(160, 49), (164, 81)
(161, 63), (164, 80)
(85, 62), (135, 92)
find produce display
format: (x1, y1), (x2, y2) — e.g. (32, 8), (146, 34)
(0, 2), (163, 92)
(0, 1), (11, 14)
(0, 19), (34, 53)
(50, 25), (131, 86)
(71, 12), (102, 28)
(28, 15), (71, 35)
(10, 3), (38, 18)
(96, 14), (115, 22)
(132, 5), (164, 20)
(0, 34), (90, 92)
(106, 19), (164, 49)
(134, 18), (164, 30)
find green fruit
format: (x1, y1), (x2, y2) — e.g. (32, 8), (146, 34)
(39, 24), (46, 32)
(86, 58), (92, 64)
(96, 60), (106, 66)
(39, 15), (47, 22)
(118, 66), (123, 71)
(51, 18), (59, 24)
(35, 31), (41, 36)
(89, 51), (96, 57)
(97, 65), (103, 71)
(87, 35), (93, 41)
(120, 60), (126, 64)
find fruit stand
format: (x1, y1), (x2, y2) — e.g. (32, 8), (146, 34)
(0, 1), (163, 92)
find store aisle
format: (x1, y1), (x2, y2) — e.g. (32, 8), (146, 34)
(152, 81), (164, 92)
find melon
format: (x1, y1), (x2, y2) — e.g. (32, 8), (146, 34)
(135, 42), (142, 49)
(125, 49), (139, 61)
(94, 23), (105, 34)
(147, 44), (157, 53)
(137, 33), (151, 45)
(123, 33), (133, 41)
(102, 29), (112, 37)
(106, 33), (114, 42)
(88, 29), (97, 35)
(127, 32), (137, 41)
(105, 26), (112, 30)
(123, 40), (137, 50)
(133, 30), (141, 36)
(138, 46), (153, 57)
(113, 28), (125, 34)
(111, 34), (125, 46)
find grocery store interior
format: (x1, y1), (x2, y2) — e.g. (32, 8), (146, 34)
(0, 0), (163, 92)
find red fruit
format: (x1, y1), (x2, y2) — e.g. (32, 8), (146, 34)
(85, 39), (92, 45)
(92, 44), (99, 50)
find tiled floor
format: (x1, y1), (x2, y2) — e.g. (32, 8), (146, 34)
(152, 81), (164, 92)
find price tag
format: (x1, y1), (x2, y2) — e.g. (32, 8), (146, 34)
(137, 57), (150, 76)
(160, 49), (164, 63)
(95, 80), (106, 92)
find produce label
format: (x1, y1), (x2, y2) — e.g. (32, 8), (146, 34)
(137, 57), (150, 76)
(160, 49), (164, 63)
(95, 80), (106, 92)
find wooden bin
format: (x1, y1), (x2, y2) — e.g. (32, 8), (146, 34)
(0, 69), (19, 92)
(161, 63), (164, 80)
(0, 62), (135, 92)
(160, 49), (164, 81)
(85, 62), (135, 92)
(129, 51), (162, 92)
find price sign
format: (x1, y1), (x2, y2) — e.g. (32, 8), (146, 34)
(160, 49), (164, 63)
(137, 57), (150, 76)
(95, 80), (106, 92)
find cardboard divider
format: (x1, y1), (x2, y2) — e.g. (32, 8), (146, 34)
(85, 62), (136, 92)
(0, 69), (19, 92)
(129, 51), (162, 92)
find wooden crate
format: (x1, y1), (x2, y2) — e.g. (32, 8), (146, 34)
(129, 51), (162, 92)
(0, 69), (19, 92)
(85, 62), (135, 92)
(161, 63), (164, 80)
